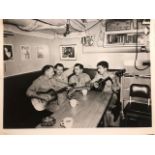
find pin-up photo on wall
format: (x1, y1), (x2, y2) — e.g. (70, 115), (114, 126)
(4, 44), (13, 61)
(60, 44), (77, 60)
(20, 45), (31, 60)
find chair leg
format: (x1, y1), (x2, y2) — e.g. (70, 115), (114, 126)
(120, 100), (125, 119)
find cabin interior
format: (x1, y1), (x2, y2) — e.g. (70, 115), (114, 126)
(3, 19), (151, 128)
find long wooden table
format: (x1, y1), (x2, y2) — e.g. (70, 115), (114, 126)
(37, 91), (113, 128)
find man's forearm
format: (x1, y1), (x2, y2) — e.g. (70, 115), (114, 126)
(63, 66), (74, 77)
(26, 90), (39, 98)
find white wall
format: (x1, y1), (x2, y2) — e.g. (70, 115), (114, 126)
(4, 33), (53, 77)
(51, 36), (150, 75)
(4, 21), (150, 77)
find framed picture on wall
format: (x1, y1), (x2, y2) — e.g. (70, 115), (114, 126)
(20, 45), (31, 60)
(60, 44), (77, 60)
(3, 44), (13, 61)
(35, 45), (49, 59)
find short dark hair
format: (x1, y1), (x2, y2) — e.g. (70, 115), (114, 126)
(97, 61), (109, 69)
(54, 63), (64, 70)
(41, 65), (54, 75)
(74, 63), (84, 70)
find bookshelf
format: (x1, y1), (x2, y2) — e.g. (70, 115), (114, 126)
(104, 29), (145, 47)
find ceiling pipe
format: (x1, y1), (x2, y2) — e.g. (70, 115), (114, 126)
(34, 19), (66, 28)
(4, 19), (36, 27)
(35, 19), (67, 26)
(4, 19), (66, 31)
(74, 19), (86, 28)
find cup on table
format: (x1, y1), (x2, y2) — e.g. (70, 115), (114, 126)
(60, 117), (73, 128)
(69, 99), (79, 108)
(82, 89), (88, 96)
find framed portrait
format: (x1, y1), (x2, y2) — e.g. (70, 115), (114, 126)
(60, 44), (77, 60)
(3, 44), (13, 61)
(20, 45), (31, 60)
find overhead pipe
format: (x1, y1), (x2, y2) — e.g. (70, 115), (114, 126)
(4, 19), (66, 31)
(4, 19), (35, 26)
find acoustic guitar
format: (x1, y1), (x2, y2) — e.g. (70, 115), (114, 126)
(31, 86), (68, 111)
(91, 77), (113, 91)
(31, 80), (91, 110)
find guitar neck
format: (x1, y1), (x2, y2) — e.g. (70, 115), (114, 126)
(73, 86), (90, 91)
(56, 87), (68, 94)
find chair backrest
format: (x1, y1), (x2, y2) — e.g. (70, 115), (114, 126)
(130, 84), (150, 99)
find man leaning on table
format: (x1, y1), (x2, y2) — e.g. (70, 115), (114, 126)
(69, 63), (91, 87)
(68, 63), (91, 98)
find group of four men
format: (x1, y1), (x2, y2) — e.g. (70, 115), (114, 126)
(26, 61), (120, 126)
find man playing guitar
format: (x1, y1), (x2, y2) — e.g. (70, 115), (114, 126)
(26, 65), (61, 112)
(90, 61), (121, 126)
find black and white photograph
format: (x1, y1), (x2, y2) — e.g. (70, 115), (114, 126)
(60, 44), (76, 60)
(2, 19), (153, 131)
(3, 44), (13, 61)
